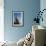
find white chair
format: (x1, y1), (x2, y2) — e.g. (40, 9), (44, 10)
(31, 25), (46, 46)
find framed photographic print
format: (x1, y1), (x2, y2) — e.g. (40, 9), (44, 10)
(12, 11), (24, 27)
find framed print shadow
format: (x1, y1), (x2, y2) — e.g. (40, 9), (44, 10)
(12, 11), (24, 27)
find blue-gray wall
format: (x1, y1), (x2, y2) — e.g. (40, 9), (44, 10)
(40, 0), (46, 27)
(4, 0), (40, 42)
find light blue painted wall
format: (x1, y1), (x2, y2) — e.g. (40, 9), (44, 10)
(40, 0), (46, 27)
(4, 0), (40, 42)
